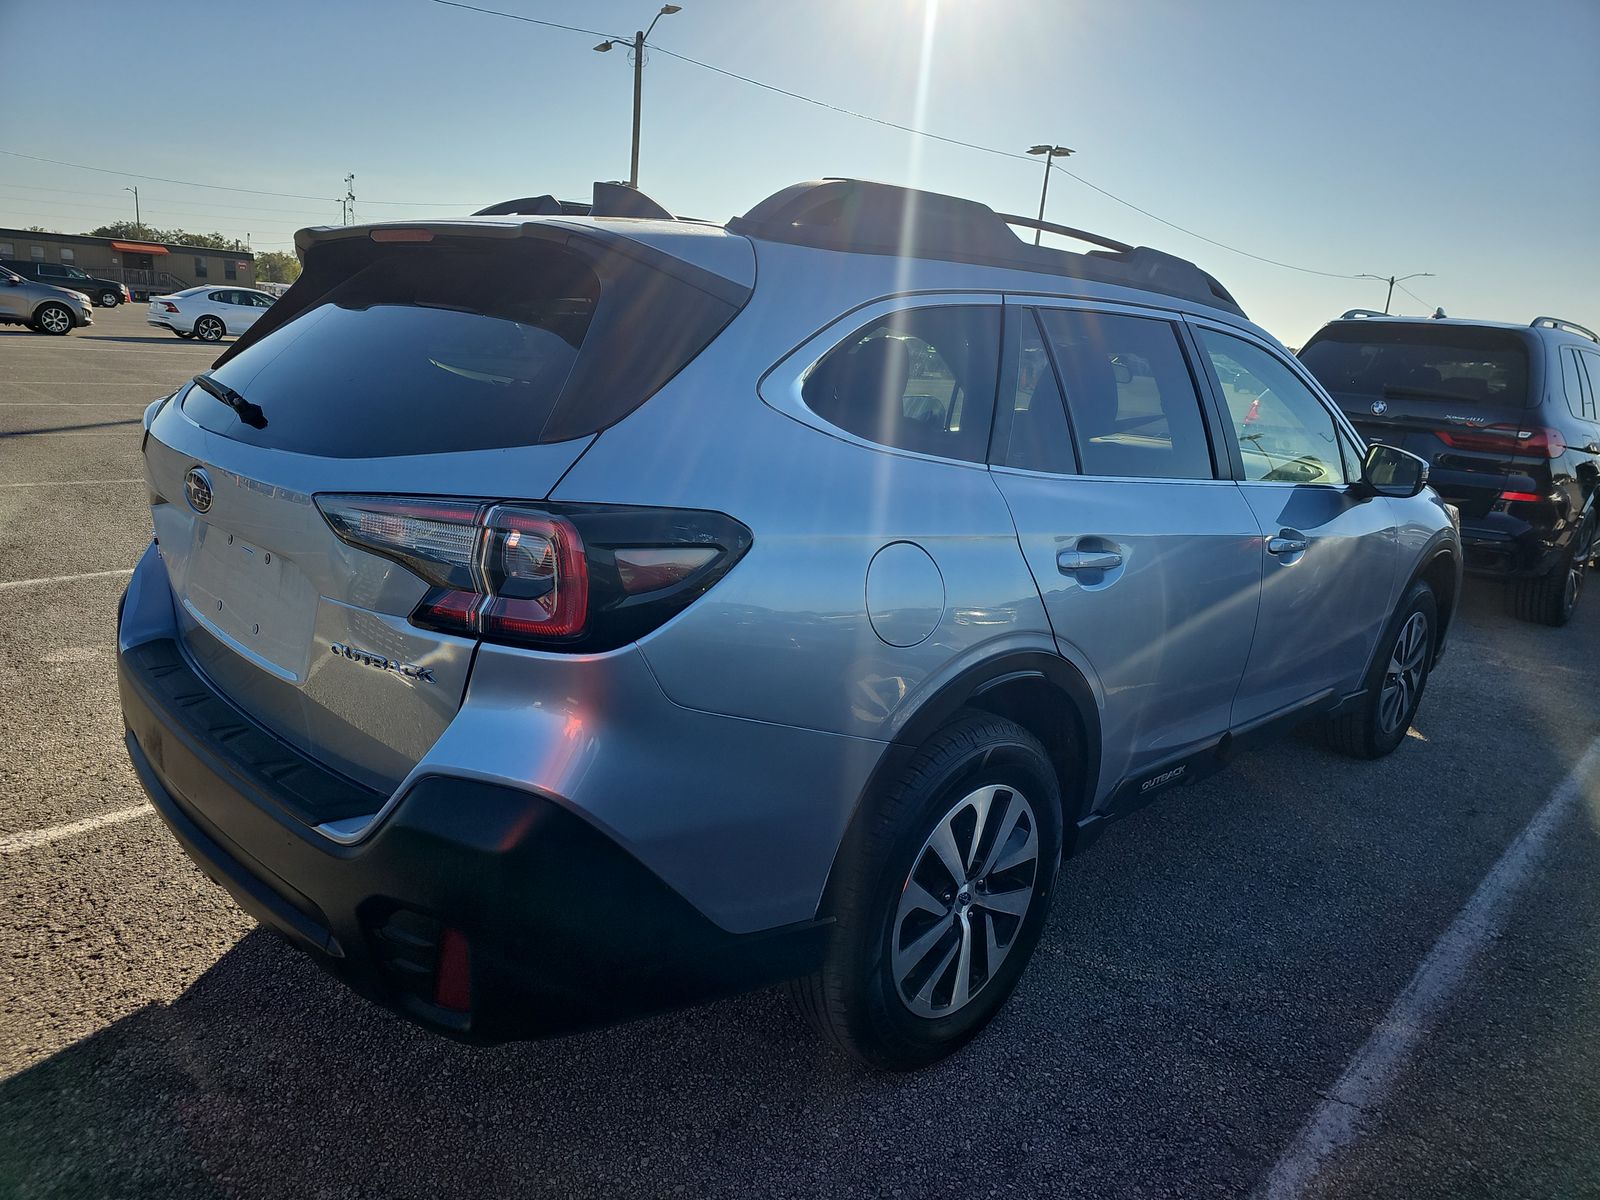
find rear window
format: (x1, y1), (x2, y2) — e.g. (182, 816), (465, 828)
(1299, 324), (1532, 408)
(187, 238), (743, 457)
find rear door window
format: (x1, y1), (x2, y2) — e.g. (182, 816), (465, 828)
(997, 310), (1076, 474)
(1200, 328), (1347, 485)
(1563, 348), (1598, 423)
(1035, 308), (1215, 480)
(802, 305), (1000, 463)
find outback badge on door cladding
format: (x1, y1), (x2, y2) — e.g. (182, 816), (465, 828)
(184, 467), (213, 514)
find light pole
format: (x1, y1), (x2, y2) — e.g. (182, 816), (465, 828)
(594, 4), (682, 189)
(124, 186), (141, 238)
(1026, 144), (1074, 245)
(1357, 271), (1434, 315)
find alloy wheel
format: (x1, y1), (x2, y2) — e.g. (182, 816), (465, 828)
(892, 783), (1039, 1019)
(1378, 611), (1429, 735)
(38, 306), (71, 334)
(196, 318), (223, 342)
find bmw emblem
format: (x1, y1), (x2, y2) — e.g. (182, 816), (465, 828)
(1371, 399), (1389, 416)
(184, 467), (213, 514)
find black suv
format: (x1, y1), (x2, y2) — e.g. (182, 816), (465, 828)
(0, 259), (129, 307)
(1301, 313), (1600, 625)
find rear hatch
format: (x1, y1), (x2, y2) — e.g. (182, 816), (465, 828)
(1299, 322), (1542, 518)
(141, 219), (751, 794)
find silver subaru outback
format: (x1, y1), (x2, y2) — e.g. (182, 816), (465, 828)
(118, 178), (1461, 1069)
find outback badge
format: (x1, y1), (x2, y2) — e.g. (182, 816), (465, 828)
(330, 642), (435, 684)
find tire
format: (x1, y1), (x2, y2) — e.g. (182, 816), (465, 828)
(194, 315), (225, 343)
(98, 290), (119, 307)
(1326, 580), (1437, 759)
(1507, 517), (1591, 627)
(791, 711), (1064, 1070)
(34, 303), (73, 336)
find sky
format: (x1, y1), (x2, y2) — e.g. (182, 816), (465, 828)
(0, 0), (1595, 347)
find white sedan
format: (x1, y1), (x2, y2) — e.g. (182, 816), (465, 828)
(148, 286), (276, 343)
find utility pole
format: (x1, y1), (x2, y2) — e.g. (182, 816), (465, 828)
(594, 5), (682, 189)
(1358, 271), (1434, 314)
(342, 174), (356, 225)
(1026, 145), (1074, 245)
(124, 186), (141, 238)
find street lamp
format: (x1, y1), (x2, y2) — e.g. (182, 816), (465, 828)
(1026, 144), (1074, 246)
(124, 186), (141, 239)
(594, 4), (683, 189)
(1356, 271), (1435, 315)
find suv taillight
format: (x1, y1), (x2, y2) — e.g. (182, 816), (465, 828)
(1436, 424), (1566, 458)
(316, 495), (751, 652)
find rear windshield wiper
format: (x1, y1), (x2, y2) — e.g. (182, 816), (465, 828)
(1381, 384), (1488, 406)
(191, 372), (267, 429)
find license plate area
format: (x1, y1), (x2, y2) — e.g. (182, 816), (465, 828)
(181, 522), (317, 683)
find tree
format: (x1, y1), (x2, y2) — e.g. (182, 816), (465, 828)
(84, 223), (249, 252)
(253, 251), (301, 284)
(24, 224), (62, 234)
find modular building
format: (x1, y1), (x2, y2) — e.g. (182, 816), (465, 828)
(0, 228), (255, 300)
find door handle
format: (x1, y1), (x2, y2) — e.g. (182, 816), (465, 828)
(1058, 549), (1124, 573)
(1267, 532), (1309, 556)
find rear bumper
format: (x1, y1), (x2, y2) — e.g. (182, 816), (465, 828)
(119, 632), (829, 1042)
(1459, 518), (1563, 578)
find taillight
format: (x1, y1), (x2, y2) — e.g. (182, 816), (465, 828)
(1436, 424), (1566, 458)
(160, 301), (180, 313)
(1498, 490), (1544, 503)
(316, 495), (752, 652)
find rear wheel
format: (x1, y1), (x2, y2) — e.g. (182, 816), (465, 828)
(1327, 580), (1436, 759)
(1508, 519), (1591, 627)
(791, 712), (1063, 1069)
(35, 303), (73, 336)
(194, 315), (225, 343)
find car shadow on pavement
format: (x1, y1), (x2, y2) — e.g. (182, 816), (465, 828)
(80, 336), (209, 346)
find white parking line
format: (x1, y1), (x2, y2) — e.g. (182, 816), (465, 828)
(0, 805), (153, 855)
(0, 567), (134, 591)
(0, 478), (142, 487)
(1258, 733), (1600, 1200)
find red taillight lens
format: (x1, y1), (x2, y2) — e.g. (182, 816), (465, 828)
(1436, 424), (1565, 458)
(1498, 490), (1544, 503)
(316, 495), (751, 652)
(160, 301), (180, 313)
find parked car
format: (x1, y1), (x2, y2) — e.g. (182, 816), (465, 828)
(117, 179), (1461, 1069)
(147, 286), (275, 342)
(0, 259), (130, 307)
(1301, 312), (1600, 625)
(0, 266), (93, 334)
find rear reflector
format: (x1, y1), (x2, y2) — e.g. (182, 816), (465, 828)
(433, 927), (472, 1012)
(370, 228), (436, 243)
(1498, 490), (1543, 503)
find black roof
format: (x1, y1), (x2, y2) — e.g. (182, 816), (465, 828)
(725, 179), (1244, 317)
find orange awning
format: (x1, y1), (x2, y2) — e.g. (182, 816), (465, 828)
(111, 241), (169, 255)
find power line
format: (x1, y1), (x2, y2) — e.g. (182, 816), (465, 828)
(419, 0), (1372, 280)
(1395, 281), (1435, 311)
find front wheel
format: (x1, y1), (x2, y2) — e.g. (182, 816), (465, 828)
(194, 315), (225, 343)
(34, 303), (73, 335)
(1327, 580), (1437, 759)
(792, 712), (1063, 1069)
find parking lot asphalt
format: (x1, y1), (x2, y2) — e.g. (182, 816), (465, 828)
(2, 305), (1597, 1200)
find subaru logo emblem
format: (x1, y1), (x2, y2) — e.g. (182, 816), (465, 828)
(1371, 399), (1389, 416)
(184, 467), (213, 514)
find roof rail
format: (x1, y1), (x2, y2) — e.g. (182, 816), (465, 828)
(996, 213), (1133, 254)
(1531, 315), (1598, 343)
(1338, 308), (1391, 320)
(473, 181), (674, 220)
(725, 178), (1245, 317)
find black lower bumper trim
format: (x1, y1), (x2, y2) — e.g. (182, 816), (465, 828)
(119, 637), (827, 1042)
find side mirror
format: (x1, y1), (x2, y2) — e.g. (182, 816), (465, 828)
(1358, 443), (1429, 499)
